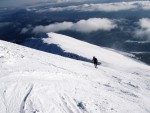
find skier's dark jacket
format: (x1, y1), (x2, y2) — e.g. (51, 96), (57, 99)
(93, 57), (98, 64)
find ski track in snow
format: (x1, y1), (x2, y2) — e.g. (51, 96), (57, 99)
(0, 33), (150, 113)
(20, 84), (33, 113)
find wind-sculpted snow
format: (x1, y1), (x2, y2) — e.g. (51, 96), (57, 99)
(0, 34), (150, 113)
(23, 38), (91, 63)
(23, 32), (149, 71)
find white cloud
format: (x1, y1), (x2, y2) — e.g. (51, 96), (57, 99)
(21, 28), (29, 34)
(72, 18), (117, 32)
(47, 1), (150, 12)
(0, 0), (86, 7)
(0, 22), (11, 28)
(135, 18), (150, 40)
(33, 18), (117, 33)
(20, 24), (33, 34)
(137, 1), (150, 10)
(33, 22), (73, 33)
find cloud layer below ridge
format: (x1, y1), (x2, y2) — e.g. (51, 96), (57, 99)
(135, 18), (150, 41)
(32, 18), (117, 33)
(46, 1), (150, 12)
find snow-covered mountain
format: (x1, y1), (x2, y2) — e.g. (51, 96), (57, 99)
(0, 32), (150, 113)
(23, 32), (146, 70)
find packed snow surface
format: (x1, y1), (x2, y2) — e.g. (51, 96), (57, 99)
(0, 32), (150, 113)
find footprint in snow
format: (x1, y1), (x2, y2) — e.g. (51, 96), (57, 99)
(77, 102), (86, 111)
(127, 82), (139, 89)
(120, 90), (138, 98)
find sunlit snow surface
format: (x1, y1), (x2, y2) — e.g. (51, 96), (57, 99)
(0, 32), (150, 113)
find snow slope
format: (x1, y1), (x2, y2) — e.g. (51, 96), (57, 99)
(0, 33), (150, 113)
(24, 32), (149, 72)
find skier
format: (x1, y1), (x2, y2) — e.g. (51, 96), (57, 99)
(92, 56), (98, 68)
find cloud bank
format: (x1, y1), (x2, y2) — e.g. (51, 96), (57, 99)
(0, 0), (87, 7)
(135, 18), (150, 40)
(0, 22), (11, 28)
(33, 18), (117, 33)
(47, 1), (150, 12)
